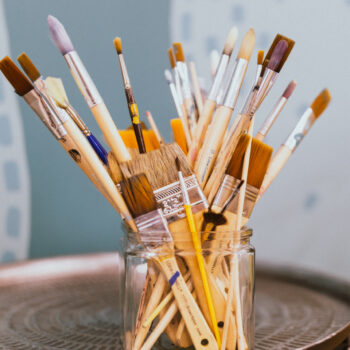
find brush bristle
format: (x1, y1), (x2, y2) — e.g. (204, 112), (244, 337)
(263, 34), (295, 73)
(108, 152), (124, 184)
(119, 143), (192, 190)
(237, 28), (256, 61)
(173, 42), (185, 62)
(267, 40), (288, 72)
(223, 26), (238, 55)
(310, 88), (331, 118)
(120, 173), (157, 217)
(17, 53), (41, 82)
(168, 48), (176, 68)
(45, 77), (69, 108)
(247, 139), (273, 188)
(47, 15), (74, 55)
(0, 56), (33, 96)
(282, 80), (297, 99)
(164, 69), (173, 84)
(113, 37), (122, 54)
(257, 50), (264, 65)
(226, 134), (251, 179)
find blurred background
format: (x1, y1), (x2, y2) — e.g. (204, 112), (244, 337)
(0, 0), (349, 280)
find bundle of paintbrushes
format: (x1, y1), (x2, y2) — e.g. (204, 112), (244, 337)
(0, 15), (331, 350)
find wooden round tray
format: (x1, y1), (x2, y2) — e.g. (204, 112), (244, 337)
(0, 253), (349, 349)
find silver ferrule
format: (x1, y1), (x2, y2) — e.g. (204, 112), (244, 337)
(251, 68), (275, 114)
(169, 82), (183, 117)
(64, 51), (103, 108)
(223, 58), (248, 109)
(208, 54), (229, 101)
(212, 174), (241, 210)
(258, 96), (287, 137)
(254, 65), (262, 85)
(178, 172), (190, 204)
(118, 54), (131, 88)
(23, 88), (66, 140)
(284, 108), (314, 151)
(153, 174), (208, 223)
(176, 61), (191, 99)
(216, 56), (237, 105)
(173, 67), (183, 104)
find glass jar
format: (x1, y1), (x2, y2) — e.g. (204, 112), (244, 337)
(123, 227), (255, 350)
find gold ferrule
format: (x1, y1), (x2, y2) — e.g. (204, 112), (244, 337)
(64, 51), (103, 108)
(153, 175), (208, 223)
(66, 105), (90, 136)
(23, 88), (66, 140)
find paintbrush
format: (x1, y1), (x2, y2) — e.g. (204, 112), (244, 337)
(187, 27), (238, 166)
(255, 50), (264, 84)
(171, 118), (188, 154)
(195, 28), (256, 185)
(205, 36), (289, 202)
(0, 56), (135, 229)
(260, 89), (331, 196)
(120, 173), (217, 350)
(119, 144), (238, 349)
(17, 53), (108, 166)
(165, 69), (192, 146)
(189, 61), (204, 114)
(113, 37), (146, 153)
(210, 49), (220, 78)
(173, 42), (197, 136)
(47, 15), (131, 163)
(256, 80), (297, 141)
(145, 111), (164, 146)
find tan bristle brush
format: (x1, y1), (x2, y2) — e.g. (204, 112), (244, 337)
(260, 89), (331, 196)
(171, 118), (188, 154)
(255, 50), (264, 84)
(256, 80), (297, 141)
(119, 144), (237, 350)
(205, 35), (288, 202)
(145, 111), (165, 146)
(114, 37), (146, 153)
(173, 42), (197, 136)
(195, 28), (256, 186)
(187, 27), (238, 166)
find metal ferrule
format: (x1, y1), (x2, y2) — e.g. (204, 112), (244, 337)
(254, 65), (262, 85)
(259, 72), (279, 106)
(118, 54), (131, 88)
(66, 105), (90, 136)
(259, 97), (287, 137)
(153, 175), (208, 223)
(284, 108), (314, 151)
(173, 67), (183, 104)
(223, 58), (248, 109)
(213, 174), (259, 218)
(23, 89), (66, 140)
(169, 83), (183, 117)
(208, 54), (229, 101)
(64, 51), (103, 108)
(216, 56), (237, 105)
(176, 61), (191, 99)
(251, 68), (275, 114)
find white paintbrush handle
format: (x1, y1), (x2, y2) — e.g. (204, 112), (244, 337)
(91, 102), (131, 162)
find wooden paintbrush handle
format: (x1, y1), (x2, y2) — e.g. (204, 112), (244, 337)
(91, 102), (131, 162)
(157, 256), (217, 350)
(259, 144), (291, 196)
(187, 99), (216, 166)
(195, 106), (233, 186)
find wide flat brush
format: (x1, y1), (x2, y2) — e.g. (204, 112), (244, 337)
(187, 27), (238, 166)
(120, 174), (217, 350)
(255, 80), (297, 141)
(114, 37), (146, 153)
(47, 15), (131, 163)
(145, 111), (165, 146)
(171, 118), (188, 154)
(260, 89), (331, 196)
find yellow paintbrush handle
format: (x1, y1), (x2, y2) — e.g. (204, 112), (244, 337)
(91, 102), (131, 162)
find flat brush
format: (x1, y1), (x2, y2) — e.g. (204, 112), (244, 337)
(47, 15), (131, 163)
(188, 27), (238, 166)
(165, 69), (191, 146)
(145, 111), (164, 146)
(44, 75), (109, 164)
(114, 37), (146, 153)
(256, 80), (297, 141)
(173, 42), (197, 136)
(260, 89), (331, 196)
(195, 28), (256, 186)
(120, 174), (217, 350)
(119, 129), (160, 152)
(171, 118), (188, 154)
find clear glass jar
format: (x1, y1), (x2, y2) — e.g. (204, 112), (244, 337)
(123, 227), (255, 350)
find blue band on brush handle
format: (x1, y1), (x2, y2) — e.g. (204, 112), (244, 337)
(87, 134), (108, 165)
(169, 271), (180, 286)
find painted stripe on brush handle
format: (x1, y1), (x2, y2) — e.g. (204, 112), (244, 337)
(87, 133), (108, 165)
